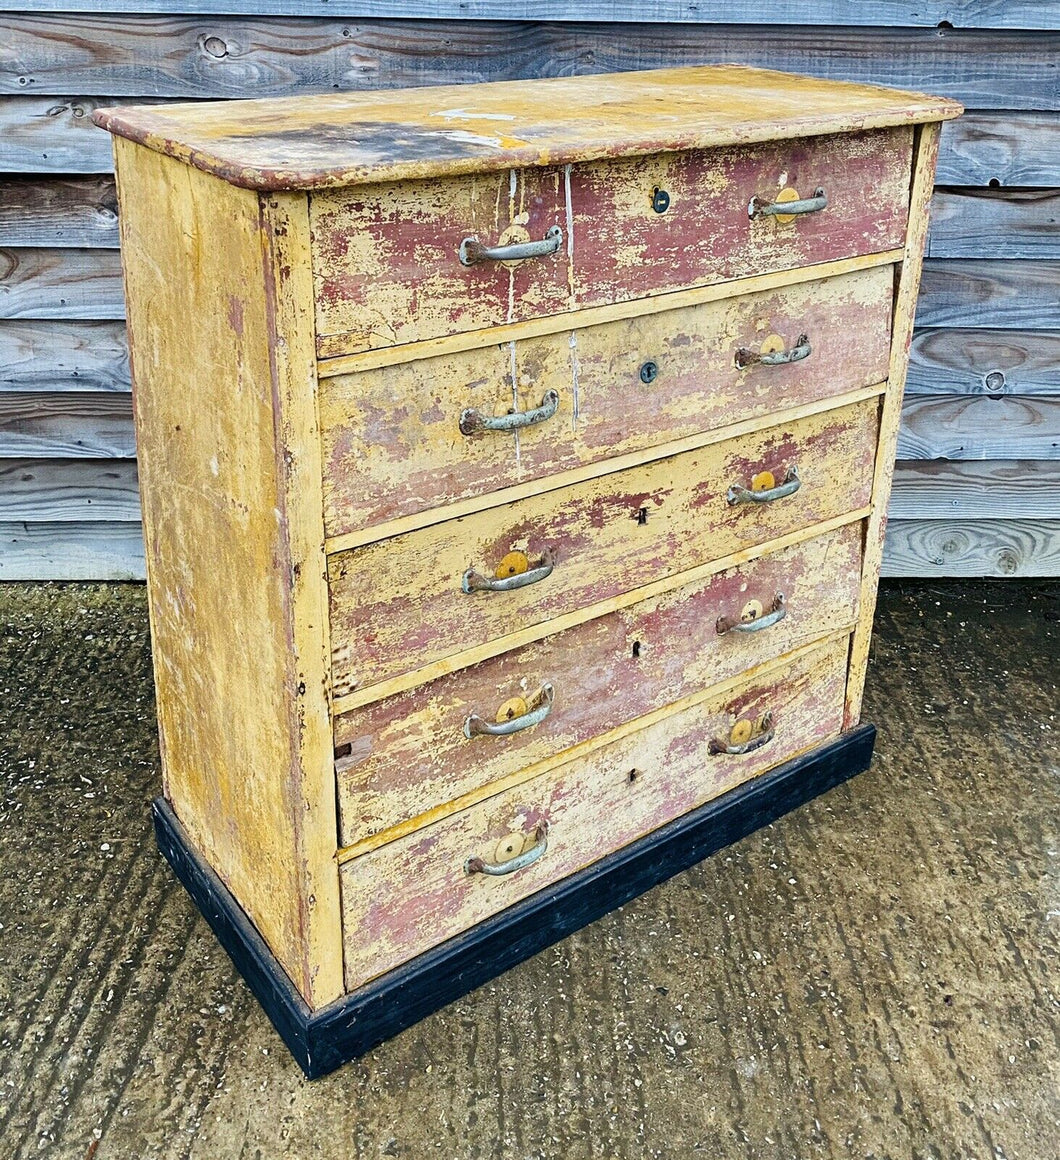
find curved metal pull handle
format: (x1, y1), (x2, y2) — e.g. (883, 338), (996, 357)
(727, 466), (800, 507)
(464, 683), (555, 739)
(709, 712), (775, 757)
(459, 226), (563, 267)
(462, 548), (554, 594)
(748, 188), (827, 219)
(716, 594), (786, 636)
(735, 335), (812, 369)
(460, 389), (560, 436)
(466, 822), (549, 876)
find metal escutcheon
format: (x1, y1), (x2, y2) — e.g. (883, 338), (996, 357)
(727, 465), (801, 506)
(735, 334), (812, 369)
(459, 225), (563, 266)
(466, 821), (549, 876)
(709, 711), (775, 756)
(460, 389), (560, 436)
(462, 548), (555, 594)
(716, 593), (786, 636)
(464, 683), (555, 739)
(748, 188), (828, 219)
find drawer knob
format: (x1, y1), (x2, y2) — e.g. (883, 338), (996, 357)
(466, 821), (549, 876)
(459, 225), (563, 267)
(727, 465), (800, 506)
(464, 682), (555, 739)
(709, 711), (775, 756)
(716, 593), (786, 636)
(735, 334), (812, 369)
(460, 389), (560, 436)
(748, 187), (827, 220)
(462, 547), (555, 594)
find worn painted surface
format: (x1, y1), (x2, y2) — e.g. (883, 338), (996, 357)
(340, 634), (849, 989)
(327, 398), (879, 699)
(320, 266), (893, 537)
(310, 127), (912, 354)
(334, 523), (863, 848)
(91, 63), (960, 192)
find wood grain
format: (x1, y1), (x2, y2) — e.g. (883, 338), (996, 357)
(0, 247), (124, 319)
(936, 111), (1060, 186)
(0, 96), (126, 173)
(881, 517), (1060, 576)
(906, 327), (1060, 396)
(0, 391), (134, 457)
(889, 459), (1060, 519)
(897, 395), (1060, 460)
(0, 518), (143, 579)
(339, 634), (849, 989)
(0, 458), (139, 521)
(0, 320), (128, 391)
(0, 177), (119, 248)
(916, 260), (1060, 329)
(927, 189), (1060, 259)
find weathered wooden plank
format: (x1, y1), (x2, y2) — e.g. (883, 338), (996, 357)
(0, 20), (1054, 108)
(937, 112), (1059, 186)
(927, 189), (1060, 259)
(0, 248), (125, 319)
(0, 458), (140, 521)
(0, 177), (119, 247)
(897, 395), (1060, 460)
(0, 96), (124, 173)
(881, 517), (1060, 576)
(0, 519), (145, 580)
(906, 328), (1060, 396)
(916, 260), (1060, 329)
(0, 391), (134, 457)
(0, 320), (129, 392)
(1, 3), (1056, 29)
(889, 459), (1060, 519)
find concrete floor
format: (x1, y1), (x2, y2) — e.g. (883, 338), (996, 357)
(0, 581), (1057, 1160)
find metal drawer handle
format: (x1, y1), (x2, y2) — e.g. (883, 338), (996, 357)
(748, 188), (827, 219)
(735, 334), (812, 369)
(459, 225), (563, 267)
(716, 594), (786, 636)
(462, 548), (554, 594)
(466, 822), (549, 876)
(727, 465), (800, 506)
(464, 683), (555, 739)
(709, 711), (775, 756)
(460, 389), (560, 436)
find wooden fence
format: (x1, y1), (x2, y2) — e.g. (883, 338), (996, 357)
(1, 3), (1057, 579)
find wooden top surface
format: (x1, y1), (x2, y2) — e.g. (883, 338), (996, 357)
(93, 65), (962, 192)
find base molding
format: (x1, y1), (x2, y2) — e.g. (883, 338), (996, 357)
(154, 723), (876, 1078)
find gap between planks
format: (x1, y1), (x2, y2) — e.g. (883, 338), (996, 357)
(334, 625), (856, 863)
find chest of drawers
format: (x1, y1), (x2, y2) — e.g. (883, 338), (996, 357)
(95, 65), (960, 1077)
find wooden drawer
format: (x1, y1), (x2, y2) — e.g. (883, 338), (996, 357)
(311, 127), (912, 356)
(339, 633), (849, 988)
(320, 265), (893, 538)
(328, 397), (879, 699)
(334, 522), (863, 847)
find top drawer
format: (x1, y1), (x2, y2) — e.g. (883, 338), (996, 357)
(310, 126), (912, 357)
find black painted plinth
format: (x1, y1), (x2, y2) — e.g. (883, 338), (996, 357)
(153, 724), (876, 1078)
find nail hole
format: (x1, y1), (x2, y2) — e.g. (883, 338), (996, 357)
(628, 769), (639, 783)
(631, 640), (641, 658)
(636, 507), (648, 525)
(988, 178), (1001, 188)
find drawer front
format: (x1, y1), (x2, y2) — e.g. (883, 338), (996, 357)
(334, 522), (863, 846)
(320, 266), (893, 538)
(340, 634), (849, 988)
(311, 127), (912, 356)
(328, 397), (879, 698)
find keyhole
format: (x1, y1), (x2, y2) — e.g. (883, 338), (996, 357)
(628, 769), (639, 783)
(631, 640), (642, 658)
(636, 507), (648, 525)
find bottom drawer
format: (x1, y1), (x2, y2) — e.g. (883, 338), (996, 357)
(340, 633), (850, 989)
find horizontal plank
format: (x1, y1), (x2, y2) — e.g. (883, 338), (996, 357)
(0, 248), (125, 320)
(897, 395), (1060, 460)
(1, 4), (1056, 29)
(0, 458), (140, 520)
(0, 177), (119, 247)
(0, 391), (134, 457)
(906, 328), (1060, 396)
(0, 320), (129, 392)
(916, 260), (1060, 329)
(927, 189), (1060, 259)
(881, 518), (1060, 576)
(0, 519), (144, 580)
(889, 459), (1060, 519)
(0, 21), (1055, 108)
(937, 112), (1060, 186)
(0, 96), (125, 174)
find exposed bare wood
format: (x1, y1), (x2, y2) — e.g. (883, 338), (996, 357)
(0, 390), (133, 457)
(0, 518), (144, 579)
(0, 319), (129, 391)
(0, 458), (139, 521)
(937, 111), (1060, 186)
(927, 189), (1060, 259)
(916, 260), (1060, 329)
(906, 328), (1060, 396)
(881, 518), (1060, 576)
(897, 395), (1060, 460)
(0, 247), (124, 319)
(889, 459), (1060, 519)
(0, 177), (119, 247)
(0, 96), (126, 174)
